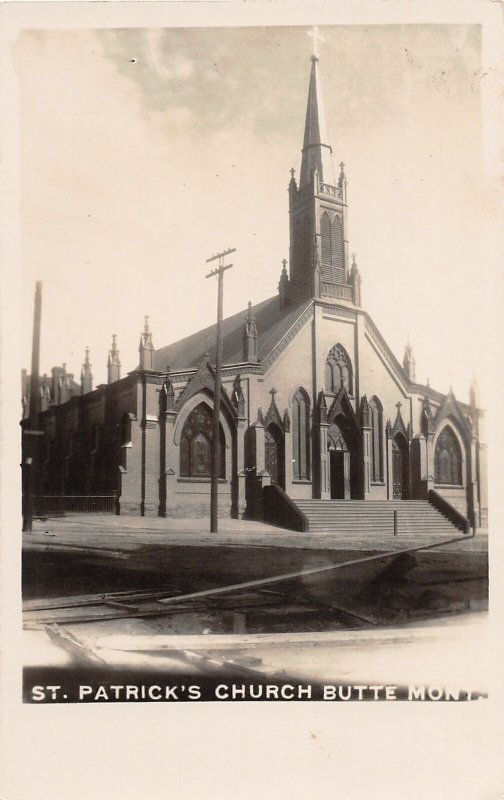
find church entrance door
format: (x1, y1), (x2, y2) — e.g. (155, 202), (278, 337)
(392, 435), (409, 499)
(265, 424), (285, 490)
(329, 450), (351, 499)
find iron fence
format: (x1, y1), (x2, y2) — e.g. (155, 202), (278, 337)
(33, 495), (118, 516)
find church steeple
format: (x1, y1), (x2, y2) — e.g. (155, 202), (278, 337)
(283, 37), (358, 308)
(299, 54), (336, 189)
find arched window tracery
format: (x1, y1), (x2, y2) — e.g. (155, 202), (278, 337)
(434, 426), (462, 486)
(292, 388), (310, 480)
(327, 422), (347, 451)
(325, 343), (353, 395)
(180, 402), (225, 479)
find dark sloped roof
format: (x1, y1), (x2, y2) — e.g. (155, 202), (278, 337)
(153, 295), (311, 372)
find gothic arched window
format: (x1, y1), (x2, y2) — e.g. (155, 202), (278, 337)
(320, 211), (332, 281)
(331, 215), (344, 283)
(320, 211), (344, 283)
(434, 426), (462, 486)
(180, 402), (225, 479)
(325, 343), (353, 395)
(295, 216), (311, 272)
(369, 396), (383, 482)
(292, 388), (310, 480)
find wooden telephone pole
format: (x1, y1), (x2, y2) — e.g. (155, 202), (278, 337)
(205, 247), (236, 533)
(22, 281), (43, 532)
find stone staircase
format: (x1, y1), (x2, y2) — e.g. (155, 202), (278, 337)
(293, 500), (463, 536)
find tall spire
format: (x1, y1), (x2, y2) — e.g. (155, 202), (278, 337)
(299, 37), (336, 189)
(285, 35), (356, 306)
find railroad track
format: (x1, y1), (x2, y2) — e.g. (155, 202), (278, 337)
(23, 534), (482, 630)
(23, 583), (378, 629)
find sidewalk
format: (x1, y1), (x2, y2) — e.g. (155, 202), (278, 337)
(25, 513), (488, 554)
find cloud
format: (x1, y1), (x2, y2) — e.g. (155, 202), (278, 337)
(145, 29), (194, 82)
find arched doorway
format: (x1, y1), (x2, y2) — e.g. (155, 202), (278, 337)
(265, 423), (285, 490)
(329, 444), (351, 499)
(327, 421), (356, 499)
(392, 433), (409, 499)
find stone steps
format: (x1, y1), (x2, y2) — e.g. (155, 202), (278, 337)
(293, 499), (460, 535)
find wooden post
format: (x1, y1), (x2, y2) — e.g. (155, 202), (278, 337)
(206, 248), (236, 533)
(393, 509), (398, 536)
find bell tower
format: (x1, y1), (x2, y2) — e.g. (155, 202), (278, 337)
(283, 36), (360, 307)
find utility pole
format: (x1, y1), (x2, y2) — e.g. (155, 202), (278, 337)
(205, 247), (236, 533)
(22, 281), (43, 533)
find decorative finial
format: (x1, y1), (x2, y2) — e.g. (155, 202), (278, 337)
(351, 252), (357, 266)
(281, 258), (288, 271)
(112, 334), (117, 348)
(144, 315), (150, 334)
(338, 162), (347, 189)
(396, 401), (402, 411)
(269, 387), (277, 401)
(243, 301), (258, 342)
(290, 167), (295, 179)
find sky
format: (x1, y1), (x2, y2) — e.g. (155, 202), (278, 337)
(15, 23), (494, 401)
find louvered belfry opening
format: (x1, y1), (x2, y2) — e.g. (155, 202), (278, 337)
(320, 211), (344, 284)
(295, 215), (312, 275)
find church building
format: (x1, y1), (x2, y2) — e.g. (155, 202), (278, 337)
(22, 51), (488, 534)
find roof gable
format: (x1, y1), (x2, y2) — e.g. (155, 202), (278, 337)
(152, 295), (311, 373)
(433, 391), (471, 440)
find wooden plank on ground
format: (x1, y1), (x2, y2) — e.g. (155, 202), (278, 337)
(23, 586), (183, 612)
(44, 624), (107, 665)
(155, 536), (467, 608)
